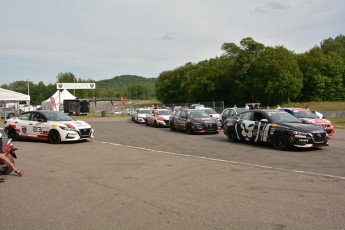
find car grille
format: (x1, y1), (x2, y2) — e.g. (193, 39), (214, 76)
(78, 128), (92, 137)
(312, 132), (327, 143)
(204, 123), (217, 131)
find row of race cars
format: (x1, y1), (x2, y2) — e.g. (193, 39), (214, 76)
(1, 105), (333, 151)
(131, 106), (334, 150)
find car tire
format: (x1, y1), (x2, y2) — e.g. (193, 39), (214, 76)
(6, 113), (15, 119)
(170, 120), (175, 131)
(227, 128), (237, 142)
(186, 125), (193, 135)
(48, 129), (61, 144)
(7, 128), (18, 141)
(272, 133), (289, 150)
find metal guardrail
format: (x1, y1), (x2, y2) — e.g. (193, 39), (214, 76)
(322, 111), (345, 118)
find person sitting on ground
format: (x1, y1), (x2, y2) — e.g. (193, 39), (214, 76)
(0, 154), (24, 176)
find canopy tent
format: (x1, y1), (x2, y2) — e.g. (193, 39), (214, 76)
(0, 88), (30, 112)
(42, 89), (76, 111)
(0, 88), (30, 102)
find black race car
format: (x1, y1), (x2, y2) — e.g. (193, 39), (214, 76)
(170, 109), (222, 134)
(222, 109), (328, 150)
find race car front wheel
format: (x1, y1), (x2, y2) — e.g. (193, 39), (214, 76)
(170, 121), (176, 131)
(272, 133), (289, 150)
(227, 128), (237, 142)
(186, 125), (193, 135)
(48, 130), (61, 144)
(7, 128), (18, 141)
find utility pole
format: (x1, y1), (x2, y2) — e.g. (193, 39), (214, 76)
(28, 79), (31, 111)
(74, 77), (76, 96)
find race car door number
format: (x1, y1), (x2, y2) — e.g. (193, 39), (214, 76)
(33, 127), (43, 132)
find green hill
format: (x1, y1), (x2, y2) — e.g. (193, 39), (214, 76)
(97, 75), (156, 89)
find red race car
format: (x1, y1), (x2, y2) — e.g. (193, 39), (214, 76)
(279, 108), (334, 137)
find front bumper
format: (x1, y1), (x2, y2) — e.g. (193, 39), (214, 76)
(62, 128), (94, 142)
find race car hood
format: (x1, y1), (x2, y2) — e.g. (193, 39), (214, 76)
(300, 118), (331, 125)
(61, 120), (92, 130)
(156, 115), (171, 120)
(209, 114), (220, 119)
(192, 117), (217, 124)
(280, 122), (326, 133)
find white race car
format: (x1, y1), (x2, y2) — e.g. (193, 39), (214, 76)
(145, 108), (173, 127)
(133, 108), (151, 123)
(4, 110), (94, 144)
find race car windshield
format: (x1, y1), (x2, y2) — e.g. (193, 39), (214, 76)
(156, 110), (172, 115)
(42, 111), (75, 121)
(295, 110), (319, 119)
(268, 112), (302, 123)
(188, 111), (210, 118)
(138, 110), (151, 114)
(203, 109), (217, 114)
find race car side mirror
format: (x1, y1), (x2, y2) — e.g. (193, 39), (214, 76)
(260, 119), (268, 123)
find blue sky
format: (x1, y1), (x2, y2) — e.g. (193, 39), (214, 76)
(1, 0), (344, 85)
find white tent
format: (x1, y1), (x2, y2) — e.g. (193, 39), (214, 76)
(0, 88), (30, 102)
(42, 89), (76, 111)
(0, 88), (31, 113)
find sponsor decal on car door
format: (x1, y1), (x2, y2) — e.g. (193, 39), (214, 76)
(19, 119), (35, 137)
(236, 120), (271, 142)
(236, 120), (256, 141)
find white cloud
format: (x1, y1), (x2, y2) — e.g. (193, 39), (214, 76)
(0, 0), (344, 85)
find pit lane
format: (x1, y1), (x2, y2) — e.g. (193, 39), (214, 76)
(91, 117), (345, 179)
(1, 117), (345, 229)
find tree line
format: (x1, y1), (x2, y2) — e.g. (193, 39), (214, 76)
(155, 35), (345, 107)
(2, 35), (344, 107)
(1, 74), (155, 105)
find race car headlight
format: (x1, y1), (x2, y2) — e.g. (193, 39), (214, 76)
(323, 119), (331, 123)
(194, 122), (203, 129)
(288, 130), (308, 137)
(59, 126), (76, 131)
(301, 119), (313, 124)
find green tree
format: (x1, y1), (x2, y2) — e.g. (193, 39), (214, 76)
(222, 37), (265, 104)
(321, 34), (345, 60)
(256, 46), (303, 104)
(155, 70), (186, 103)
(56, 72), (76, 83)
(126, 84), (149, 99)
(297, 46), (345, 101)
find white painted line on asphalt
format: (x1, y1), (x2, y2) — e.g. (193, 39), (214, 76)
(93, 140), (345, 181)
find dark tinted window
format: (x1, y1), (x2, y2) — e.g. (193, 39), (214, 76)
(239, 111), (253, 120)
(32, 112), (45, 121)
